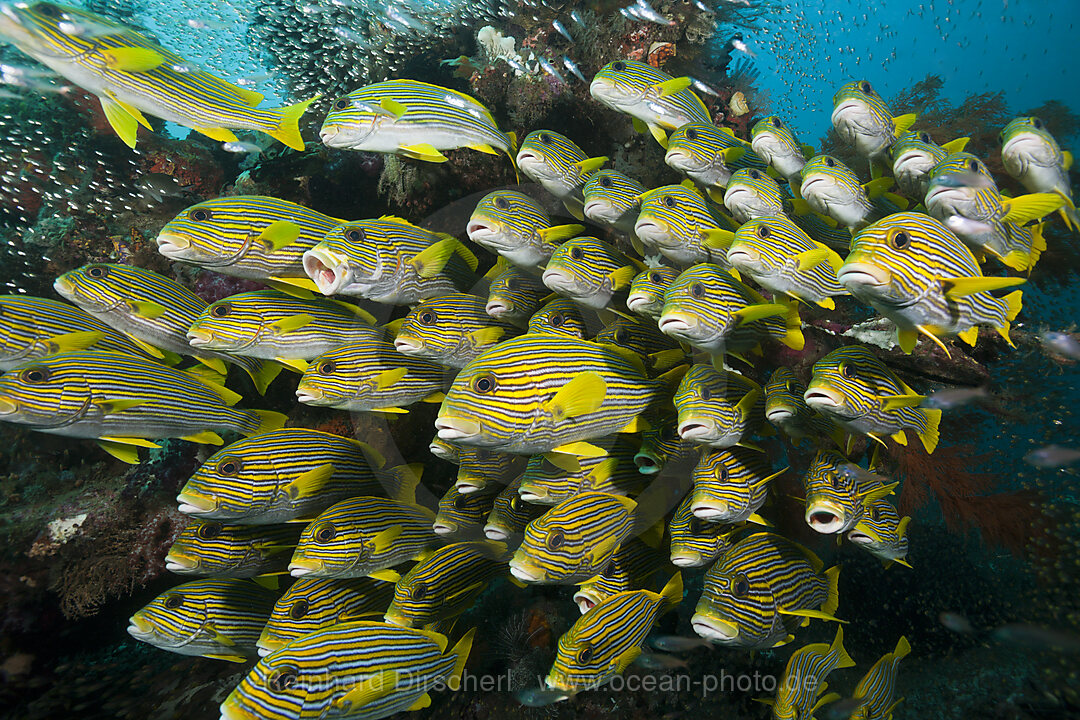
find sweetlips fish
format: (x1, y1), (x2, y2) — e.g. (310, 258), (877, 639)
(722, 167), (787, 223)
(384, 540), (508, 629)
(674, 365), (765, 448)
(804, 345), (941, 453)
(582, 170), (646, 237)
(288, 495), (437, 582)
(764, 368), (846, 448)
(840, 212), (1024, 355)
(887, 130), (969, 198)
(691, 447), (785, 525)
(750, 116), (814, 185)
(257, 577), (395, 657)
(847, 498), (912, 569)
(802, 450), (896, 535)
(221, 622), (473, 720)
(658, 264), (804, 358)
(924, 152), (1061, 271)
(589, 59), (710, 147)
(1000, 116), (1079, 231)
(127, 579), (277, 663)
(0, 350), (285, 463)
(187, 290), (378, 367)
(156, 197), (344, 288)
(634, 422), (695, 475)
(573, 536), (665, 613)
(485, 264), (550, 327)
(302, 216), (478, 303)
(766, 626), (856, 720)
(526, 297), (588, 338)
(635, 184), (738, 266)
(518, 436), (648, 505)
(542, 236), (646, 310)
(451, 447), (526, 495)
(794, 155), (901, 233)
(466, 190), (582, 272)
(668, 492), (736, 568)
(691, 532), (841, 649)
(297, 336), (449, 413)
(545, 574), (682, 693)
(484, 476), (546, 542)
(592, 315), (682, 363)
(0, 1), (315, 149)
(54, 263), (277, 393)
(846, 636), (911, 720)
(627, 266), (680, 320)
(433, 483), (499, 537)
(176, 428), (417, 525)
(516, 129), (608, 220)
(165, 521), (298, 578)
(320, 78), (516, 166)
(664, 123), (766, 199)
(0, 294), (158, 369)
(435, 334), (682, 457)
(830, 80), (917, 176)
(394, 292), (521, 368)
(726, 215), (849, 310)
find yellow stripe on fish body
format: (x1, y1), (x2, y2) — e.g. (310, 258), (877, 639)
(582, 170), (646, 233)
(627, 267), (681, 320)
(590, 59), (710, 145)
(177, 428), (410, 525)
(635, 422), (695, 475)
(723, 168), (787, 223)
(128, 578), (277, 662)
(517, 130), (605, 215)
(484, 476), (547, 542)
(764, 368), (846, 447)
(297, 336), (449, 412)
(188, 290), (379, 361)
(691, 531), (839, 649)
(802, 449), (892, 535)
(659, 263), (804, 356)
(0, 350), (284, 449)
(436, 335), (671, 455)
(0, 3), (316, 150)
(304, 217), (478, 303)
(665, 123), (767, 193)
(394, 293), (522, 369)
(527, 297), (588, 338)
(542, 236), (642, 310)
(1001, 116), (1078, 231)
(453, 448), (527, 494)
(842, 212), (1023, 353)
(636, 185), (736, 266)
(772, 625), (856, 719)
(509, 491), (637, 584)
(547, 573), (681, 692)
(798, 155), (880, 231)
(888, 130), (951, 198)
(0, 294), (159, 369)
(157, 196), (345, 281)
(751, 116), (810, 183)
(728, 215), (849, 308)
(486, 266), (549, 327)
(848, 498), (911, 568)
(691, 447), (779, 525)
(467, 190), (577, 271)
(257, 577), (395, 656)
(321, 78), (514, 163)
(518, 436), (648, 505)
(223, 621), (473, 720)
(804, 345), (940, 453)
(385, 540), (508, 628)
(289, 496), (437, 580)
(669, 492), (736, 568)
(848, 635), (911, 719)
(165, 521), (299, 578)
(831, 80), (914, 171)
(573, 536), (665, 614)
(674, 365), (766, 448)
(434, 483), (500, 538)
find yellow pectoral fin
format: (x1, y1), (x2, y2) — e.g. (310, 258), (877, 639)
(375, 367), (408, 390)
(367, 568), (402, 583)
(285, 463), (335, 499)
(795, 247), (831, 272)
(258, 220), (303, 251)
(203, 653), (249, 663)
(95, 398), (150, 415)
(269, 313), (315, 334)
(878, 393), (927, 411)
(537, 224), (585, 244)
(733, 303), (787, 325)
(545, 372), (607, 420)
(542, 451), (581, 473)
(46, 330), (105, 354)
(101, 46), (166, 72)
(652, 77), (693, 97)
(941, 275), (1025, 298)
(336, 670), (400, 710)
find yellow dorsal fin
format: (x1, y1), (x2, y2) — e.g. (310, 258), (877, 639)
(940, 275), (1025, 298)
(940, 136), (969, 153)
(892, 113), (918, 135)
(733, 303), (788, 325)
(537, 224), (585, 243)
(1000, 192), (1066, 225)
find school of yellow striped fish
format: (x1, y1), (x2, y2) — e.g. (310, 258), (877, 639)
(0, 2), (1075, 719)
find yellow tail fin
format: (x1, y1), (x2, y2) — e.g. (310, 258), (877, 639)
(997, 290), (1022, 347)
(269, 95), (319, 151)
(822, 565), (840, 618)
(830, 625), (856, 669)
(893, 635), (912, 661)
(446, 628), (476, 690)
(918, 408), (941, 454)
(659, 572), (683, 610)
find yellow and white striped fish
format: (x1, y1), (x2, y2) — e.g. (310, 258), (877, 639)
(764, 368), (846, 448)
(668, 492), (736, 568)
(751, 116), (813, 184)
(451, 447), (526, 495)
(804, 345), (941, 453)
(157, 197), (345, 285)
(542, 236), (646, 310)
(847, 636), (911, 720)
(848, 498), (912, 569)
(320, 78), (515, 166)
(691, 531), (841, 649)
(665, 123), (766, 199)
(433, 482), (499, 537)
(127, 578), (277, 663)
(831, 80), (917, 176)
(176, 429), (416, 525)
(546, 574), (682, 693)
(0, 294), (158, 369)
(516, 129), (608, 220)
(0, 350), (285, 463)
(222, 622), (473, 720)
(297, 336), (449, 413)
(573, 536), (665, 614)
(0, 2), (316, 149)
(887, 130), (969, 199)
(796, 155), (897, 233)
(165, 520), (298, 578)
(627, 266), (680, 320)
(767, 626), (856, 720)
(582, 170), (646, 236)
(466, 190), (582, 272)
(802, 450), (896, 535)
(590, 60), (710, 147)
(394, 292), (521, 368)
(484, 476), (546, 543)
(518, 436), (648, 505)
(257, 577), (396, 657)
(526, 297), (588, 338)
(691, 447), (785, 525)
(1001, 116), (1079, 231)
(674, 365), (766, 449)
(840, 212), (1024, 355)
(723, 167), (788, 223)
(635, 184), (736, 266)
(303, 216), (478, 303)
(635, 422), (695, 475)
(485, 265), (550, 327)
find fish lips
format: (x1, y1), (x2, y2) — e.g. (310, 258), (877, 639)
(176, 491), (217, 515)
(287, 558), (320, 578)
(670, 551), (706, 568)
(393, 336), (424, 355)
(508, 554), (545, 584)
(725, 246), (762, 272)
(765, 405), (794, 423)
(485, 300), (510, 318)
(805, 499), (848, 534)
(164, 553), (197, 573)
(434, 414), (483, 443)
(302, 248), (349, 296)
(691, 499), (732, 521)
(663, 149), (704, 173)
(677, 417), (718, 442)
(155, 232), (192, 258)
(625, 293), (652, 314)
(0, 397), (16, 416)
(803, 385), (845, 412)
(431, 519), (458, 536)
(572, 587), (602, 614)
(126, 614), (154, 640)
(582, 199), (615, 223)
(483, 523), (510, 541)
(185, 328), (216, 348)
(657, 311), (698, 337)
(633, 218), (669, 245)
(295, 383), (325, 405)
(837, 261), (891, 291)
(690, 614), (738, 642)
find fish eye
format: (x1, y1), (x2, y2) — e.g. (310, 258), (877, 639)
(859, 81), (872, 94)
(211, 303), (231, 318)
(317, 360), (336, 375)
(663, 195), (677, 208)
(615, 329), (629, 343)
(785, 380), (797, 393)
(550, 312), (565, 328)
(685, 128), (698, 140)
(418, 310), (437, 325)
(612, 61), (626, 72)
(268, 666), (299, 693)
(473, 373), (497, 393)
(346, 228), (364, 243)
(506, 277), (520, 291)
(217, 457), (241, 476)
(732, 573), (750, 597)
(453, 495), (470, 510)
(824, 157), (836, 168)
(20, 366), (50, 383)
(661, 425), (677, 440)
(546, 530), (565, 550)
(197, 522), (221, 540)
(749, 169), (760, 179)
(334, 97), (350, 110)
(1032, 117), (1044, 130)
(841, 362), (859, 380)
(188, 208), (211, 222)
(919, 132), (931, 143)
(869, 506), (880, 522)
(889, 229), (911, 250)
(716, 464), (728, 481)
(163, 594), (183, 609)
(701, 387), (713, 401)
(289, 599), (309, 619)
(770, 117), (782, 128)
(570, 245), (584, 260)
(755, 224), (771, 239)
(577, 645), (594, 663)
(87, 265), (108, 278)
(600, 175), (613, 188)
(411, 582), (429, 601)
(539, 132), (552, 144)
(510, 496), (523, 511)
(968, 159), (979, 173)
(315, 522), (337, 543)
(494, 195), (510, 210)
(36, 3), (61, 17)
(650, 272), (662, 283)
(690, 282), (705, 298)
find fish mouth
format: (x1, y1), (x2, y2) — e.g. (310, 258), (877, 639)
(691, 500), (729, 520)
(1001, 134), (1041, 159)
(508, 555), (544, 584)
(573, 589), (601, 614)
(164, 553), (196, 572)
(806, 500), (847, 534)
(483, 524), (509, 541)
(186, 328), (214, 347)
(288, 558), (319, 577)
(847, 529), (874, 545)
(435, 415), (482, 442)
(429, 440), (456, 460)
(518, 487), (550, 504)
(831, 101), (866, 124)
(466, 219), (502, 244)
(176, 491), (217, 515)
(626, 293), (651, 313)
(455, 476), (486, 494)
(663, 149), (694, 168)
(633, 219), (666, 240)
(924, 185), (969, 209)
(302, 248), (348, 296)
(383, 612), (412, 627)
(127, 614), (153, 640)
(804, 386), (842, 410)
(726, 247), (760, 268)
(690, 614), (737, 642)
(765, 406), (794, 423)
(155, 232), (192, 257)
(670, 551), (704, 568)
(582, 199), (610, 220)
(893, 149), (932, 173)
(432, 521), (457, 536)
(799, 176), (830, 197)
(256, 636), (283, 657)
(220, 696), (261, 720)
(52, 275), (75, 298)
(485, 300), (509, 318)
(393, 336), (423, 355)
(658, 312), (696, 335)
(319, 123), (341, 145)
(541, 268), (574, 292)
(0, 398), (16, 415)
(837, 261), (890, 289)
(634, 452), (660, 474)
(678, 418), (716, 441)
(295, 384), (325, 404)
